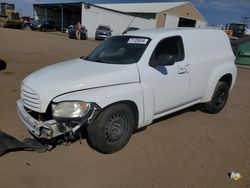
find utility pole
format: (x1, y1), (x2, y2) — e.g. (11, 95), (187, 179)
(19, 8), (22, 16)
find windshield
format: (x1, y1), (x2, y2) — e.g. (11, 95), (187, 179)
(85, 36), (151, 64)
(128, 27), (139, 31)
(98, 26), (110, 30)
(69, 25), (76, 29)
(229, 24), (246, 30)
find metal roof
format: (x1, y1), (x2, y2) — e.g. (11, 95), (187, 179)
(33, 2), (82, 10)
(124, 28), (221, 40)
(96, 2), (188, 13)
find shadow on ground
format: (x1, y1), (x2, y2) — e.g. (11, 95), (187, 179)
(134, 104), (201, 134)
(0, 59), (7, 71)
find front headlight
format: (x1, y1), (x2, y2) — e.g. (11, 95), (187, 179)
(52, 101), (91, 120)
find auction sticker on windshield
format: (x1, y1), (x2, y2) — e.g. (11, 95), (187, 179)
(127, 38), (149, 44)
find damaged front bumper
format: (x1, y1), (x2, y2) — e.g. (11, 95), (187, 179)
(17, 100), (95, 139)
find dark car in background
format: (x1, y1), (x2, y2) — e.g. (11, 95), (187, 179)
(20, 16), (34, 27)
(30, 20), (59, 32)
(122, 27), (140, 34)
(95, 25), (112, 40)
(30, 20), (39, 30)
(68, 25), (88, 40)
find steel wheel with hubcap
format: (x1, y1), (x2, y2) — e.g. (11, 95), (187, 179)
(87, 103), (135, 154)
(203, 82), (229, 114)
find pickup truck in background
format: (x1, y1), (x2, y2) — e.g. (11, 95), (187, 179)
(17, 28), (237, 153)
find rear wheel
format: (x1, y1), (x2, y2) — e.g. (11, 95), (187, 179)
(87, 104), (135, 154)
(82, 34), (87, 40)
(203, 82), (229, 114)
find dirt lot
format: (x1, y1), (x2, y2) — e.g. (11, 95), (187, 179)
(0, 28), (250, 188)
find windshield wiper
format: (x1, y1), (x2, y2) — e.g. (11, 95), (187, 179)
(81, 57), (110, 64)
(95, 59), (107, 63)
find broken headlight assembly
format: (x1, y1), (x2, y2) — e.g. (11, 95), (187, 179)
(52, 101), (92, 120)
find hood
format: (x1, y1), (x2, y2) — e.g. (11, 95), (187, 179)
(22, 58), (139, 112)
(96, 29), (111, 33)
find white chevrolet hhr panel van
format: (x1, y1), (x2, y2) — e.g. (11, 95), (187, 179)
(17, 28), (237, 153)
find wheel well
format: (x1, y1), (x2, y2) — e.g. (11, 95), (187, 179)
(219, 74), (232, 88)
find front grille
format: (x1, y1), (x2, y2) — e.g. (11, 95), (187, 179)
(21, 84), (40, 112)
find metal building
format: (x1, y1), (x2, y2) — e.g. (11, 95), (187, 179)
(33, 2), (82, 30)
(98, 2), (207, 28)
(33, 1), (207, 38)
(81, 4), (156, 38)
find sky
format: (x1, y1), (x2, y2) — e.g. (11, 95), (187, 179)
(2, 0), (250, 26)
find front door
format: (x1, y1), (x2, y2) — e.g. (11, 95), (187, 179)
(141, 36), (190, 116)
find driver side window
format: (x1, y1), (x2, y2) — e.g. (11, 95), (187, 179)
(150, 36), (185, 65)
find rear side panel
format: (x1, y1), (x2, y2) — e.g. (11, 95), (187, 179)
(181, 29), (236, 102)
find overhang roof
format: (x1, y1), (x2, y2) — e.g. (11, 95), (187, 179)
(96, 2), (188, 13)
(33, 2), (82, 11)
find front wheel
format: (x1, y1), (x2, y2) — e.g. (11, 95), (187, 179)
(202, 82), (229, 114)
(87, 104), (135, 154)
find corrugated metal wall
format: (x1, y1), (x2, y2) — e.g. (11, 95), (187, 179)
(81, 5), (156, 38)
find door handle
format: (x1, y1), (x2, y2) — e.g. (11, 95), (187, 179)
(177, 67), (187, 74)
(177, 64), (189, 74)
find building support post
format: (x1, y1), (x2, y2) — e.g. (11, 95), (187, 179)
(33, 7), (35, 19)
(44, 7), (47, 20)
(61, 4), (64, 32)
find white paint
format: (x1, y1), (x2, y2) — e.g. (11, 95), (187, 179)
(180, 29), (235, 101)
(81, 5), (156, 38)
(96, 2), (187, 13)
(22, 58), (140, 112)
(138, 31), (190, 115)
(18, 28), (236, 135)
(195, 19), (207, 28)
(164, 14), (179, 29)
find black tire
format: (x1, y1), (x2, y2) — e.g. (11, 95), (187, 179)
(87, 103), (135, 154)
(203, 82), (229, 114)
